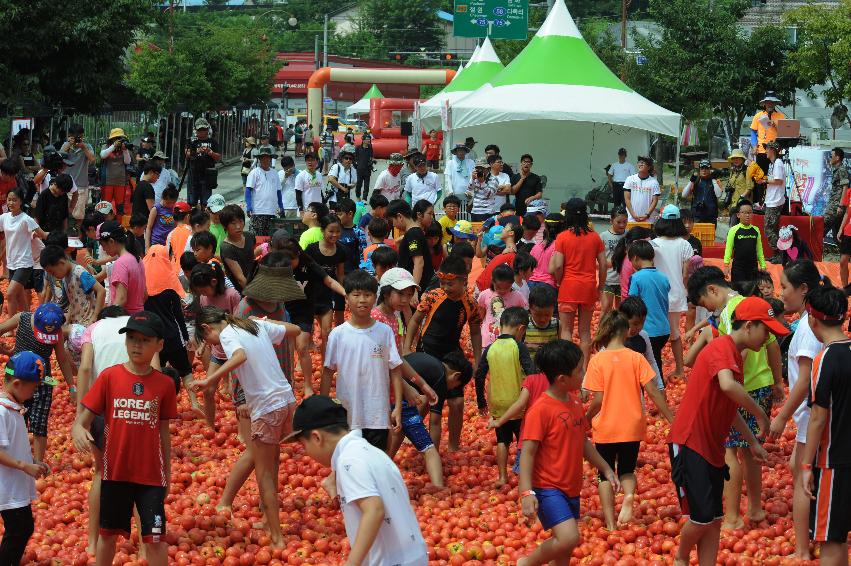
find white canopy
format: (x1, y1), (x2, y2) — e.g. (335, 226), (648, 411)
(345, 84), (384, 117)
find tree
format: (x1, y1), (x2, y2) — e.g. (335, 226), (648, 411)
(0, 0), (156, 112)
(785, 0), (851, 127)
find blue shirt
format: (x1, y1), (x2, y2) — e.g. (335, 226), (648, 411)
(628, 267), (671, 337)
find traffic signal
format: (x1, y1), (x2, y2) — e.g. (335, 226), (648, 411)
(443, 53), (455, 61)
(390, 52), (407, 62)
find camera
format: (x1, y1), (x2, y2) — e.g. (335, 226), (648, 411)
(73, 136), (82, 144)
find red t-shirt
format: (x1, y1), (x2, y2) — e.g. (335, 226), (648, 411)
(475, 252), (516, 292)
(522, 392), (589, 495)
(553, 230), (604, 304)
(668, 335), (743, 467)
(424, 141), (441, 161)
(519, 372), (550, 440)
(82, 364), (178, 486)
(0, 177), (16, 210)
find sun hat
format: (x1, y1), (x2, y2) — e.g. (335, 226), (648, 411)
(760, 91), (782, 104)
(143, 245), (186, 298)
(340, 144), (356, 155)
(451, 144), (468, 155)
(174, 201), (192, 214)
(699, 159), (712, 169)
(194, 118), (211, 130)
(33, 303), (65, 347)
(728, 148), (747, 162)
(776, 225), (797, 251)
(661, 204), (681, 220)
(563, 197), (586, 214)
(379, 268), (420, 293)
(464, 136), (476, 146)
(108, 128), (126, 141)
(483, 225), (506, 248)
(94, 201), (113, 215)
(242, 264), (306, 304)
(152, 150), (168, 160)
(5, 352), (47, 383)
(388, 152), (404, 165)
(449, 220), (477, 240)
(474, 158), (488, 168)
(206, 194), (226, 213)
(733, 296), (790, 336)
(284, 395), (348, 442)
(245, 137), (257, 145)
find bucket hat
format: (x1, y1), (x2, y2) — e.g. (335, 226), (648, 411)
(242, 265), (306, 303)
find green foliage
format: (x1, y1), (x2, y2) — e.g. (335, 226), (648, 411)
(0, 0), (156, 112)
(491, 6), (548, 64)
(785, 0), (851, 125)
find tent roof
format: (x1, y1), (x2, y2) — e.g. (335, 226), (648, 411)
(345, 84), (384, 116)
(360, 84), (384, 100)
(451, 0), (680, 136)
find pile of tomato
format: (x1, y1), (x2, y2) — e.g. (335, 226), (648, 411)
(0, 327), (824, 566)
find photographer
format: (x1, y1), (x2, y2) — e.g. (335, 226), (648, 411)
(134, 132), (156, 170)
(184, 118), (221, 208)
(60, 124), (95, 224)
(327, 148), (357, 203)
(681, 159), (722, 225)
(99, 128), (132, 215)
(468, 159), (497, 222)
(34, 147), (77, 207)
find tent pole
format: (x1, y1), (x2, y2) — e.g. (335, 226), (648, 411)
(674, 120), (681, 205)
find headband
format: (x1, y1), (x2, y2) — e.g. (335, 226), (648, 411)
(806, 303), (845, 322)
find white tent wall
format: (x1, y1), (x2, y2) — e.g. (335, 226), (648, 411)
(453, 120), (650, 203)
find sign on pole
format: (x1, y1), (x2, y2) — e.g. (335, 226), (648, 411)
(11, 118), (33, 138)
(453, 0), (529, 40)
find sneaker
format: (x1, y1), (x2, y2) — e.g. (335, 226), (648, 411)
(824, 235), (838, 246)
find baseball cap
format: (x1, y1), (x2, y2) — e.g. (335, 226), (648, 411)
(483, 225), (506, 248)
(98, 220), (123, 241)
(118, 311), (166, 339)
(206, 194), (226, 213)
(413, 155), (427, 166)
(388, 152), (404, 165)
(33, 303), (65, 346)
(660, 204), (681, 220)
(379, 268), (420, 292)
(563, 197), (586, 214)
(699, 159), (712, 169)
(67, 237), (84, 249)
(284, 395), (349, 442)
(94, 201), (113, 215)
(5, 352), (46, 383)
(449, 220), (477, 240)
(776, 225), (796, 251)
(174, 201), (192, 214)
(733, 297), (790, 336)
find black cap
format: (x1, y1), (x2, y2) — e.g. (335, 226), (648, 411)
(413, 155), (427, 166)
(118, 311), (166, 339)
(284, 395), (348, 442)
(98, 220), (123, 241)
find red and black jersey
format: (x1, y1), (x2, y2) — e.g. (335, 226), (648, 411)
(809, 340), (851, 469)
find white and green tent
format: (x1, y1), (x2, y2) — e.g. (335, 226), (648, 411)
(418, 37), (503, 130)
(345, 84), (384, 117)
(450, 0), (680, 197)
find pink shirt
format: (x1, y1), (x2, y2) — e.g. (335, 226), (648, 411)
(201, 287), (241, 359)
(529, 241), (557, 287)
(620, 257), (635, 299)
(478, 288), (528, 348)
(110, 253), (146, 314)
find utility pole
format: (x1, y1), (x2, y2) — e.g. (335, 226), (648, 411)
(323, 13), (329, 100)
(169, 0), (175, 54)
(620, 0), (631, 80)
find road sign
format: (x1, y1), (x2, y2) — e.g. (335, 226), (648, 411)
(323, 97), (333, 104)
(453, 0), (528, 40)
(635, 54), (647, 66)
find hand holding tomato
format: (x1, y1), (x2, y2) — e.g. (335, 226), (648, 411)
(521, 493), (538, 522)
(22, 461), (49, 479)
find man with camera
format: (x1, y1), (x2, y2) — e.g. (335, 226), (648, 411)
(327, 148), (358, 203)
(681, 159), (722, 225)
(60, 124), (95, 224)
(100, 128), (132, 215)
(185, 118), (221, 208)
(135, 133), (156, 170)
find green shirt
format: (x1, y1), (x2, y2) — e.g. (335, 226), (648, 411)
(299, 226), (323, 250)
(209, 222), (225, 256)
(718, 294), (776, 391)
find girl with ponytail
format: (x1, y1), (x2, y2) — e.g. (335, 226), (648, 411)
(98, 220), (145, 313)
(191, 306), (301, 549)
(585, 310), (673, 530)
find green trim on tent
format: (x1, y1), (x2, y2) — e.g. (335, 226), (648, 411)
(491, 35), (631, 92)
(445, 61), (504, 93)
(361, 84), (384, 99)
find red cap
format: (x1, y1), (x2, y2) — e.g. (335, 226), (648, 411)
(733, 297), (790, 336)
(174, 201), (192, 213)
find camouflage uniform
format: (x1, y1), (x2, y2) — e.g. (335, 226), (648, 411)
(765, 205), (783, 251)
(825, 164), (850, 240)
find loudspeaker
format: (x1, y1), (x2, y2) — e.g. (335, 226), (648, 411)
(326, 118), (339, 130)
(400, 121), (413, 136)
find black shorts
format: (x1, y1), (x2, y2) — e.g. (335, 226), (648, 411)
(30, 270), (44, 293)
(99, 480), (167, 544)
(313, 302), (332, 317)
(8, 267), (33, 287)
(91, 414), (106, 451)
(361, 428), (388, 451)
(810, 466), (851, 543)
(159, 339), (192, 377)
(331, 292), (346, 313)
(286, 303), (314, 333)
(840, 235), (851, 256)
(595, 441), (641, 480)
(668, 443), (728, 525)
(495, 419), (522, 446)
(429, 387), (465, 415)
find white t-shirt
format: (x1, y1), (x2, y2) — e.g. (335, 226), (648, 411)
(489, 173), (511, 214)
(0, 397), (37, 511)
(279, 169), (299, 210)
(404, 172), (441, 205)
(324, 321), (402, 430)
(246, 167), (281, 215)
(765, 159), (787, 208)
(83, 316), (131, 381)
(332, 430), (428, 566)
(650, 237), (694, 312)
(0, 212), (39, 270)
(609, 161), (637, 183)
(373, 169), (403, 202)
(294, 169), (324, 210)
(444, 156), (474, 195)
(220, 320), (296, 420)
(623, 174), (661, 221)
(787, 312), (822, 443)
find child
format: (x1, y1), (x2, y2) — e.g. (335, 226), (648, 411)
(425, 222), (445, 271)
(129, 213), (148, 252)
(600, 207), (628, 314)
(165, 201), (193, 270)
(357, 193), (389, 230)
(413, 198), (435, 231)
(405, 256), (482, 451)
(612, 225), (654, 300)
(298, 201), (328, 250)
(446, 220), (478, 255)
(360, 217), (393, 275)
(475, 306), (535, 485)
(438, 194), (462, 246)
(286, 395), (429, 565)
(652, 204), (694, 379)
(205, 193), (227, 255)
(627, 240), (671, 381)
(478, 264), (528, 347)
(524, 284), (559, 360)
(219, 204), (256, 294)
(320, 270), (403, 451)
(39, 244), (106, 328)
(518, 340), (618, 566)
(191, 307), (300, 548)
(80, 211), (107, 273)
(668, 297), (785, 566)
(528, 213), (564, 293)
(335, 198), (367, 322)
(723, 199), (766, 283)
(145, 184), (178, 249)
(798, 284), (851, 564)
(1, 188), (47, 317)
(94, 201), (116, 222)
(0, 352), (50, 566)
(679, 208), (703, 257)
(72, 311), (178, 566)
(425, 129), (441, 169)
(99, 221), (146, 313)
(372, 267), (418, 348)
(585, 311), (674, 530)
(33, 172), (71, 233)
(517, 213), (541, 255)
(306, 214), (346, 356)
(512, 252), (536, 301)
(776, 224), (814, 267)
(370, 245), (398, 282)
(388, 199), (433, 288)
(618, 296), (663, 390)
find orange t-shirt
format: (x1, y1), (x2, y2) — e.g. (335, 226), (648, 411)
(169, 224), (192, 271)
(522, 392), (588, 495)
(553, 230), (604, 304)
(583, 348), (656, 443)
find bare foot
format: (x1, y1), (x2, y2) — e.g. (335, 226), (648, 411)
(495, 477), (507, 487)
(721, 517), (744, 531)
(747, 509), (766, 523)
(516, 557), (530, 566)
(215, 504), (232, 514)
(673, 558), (689, 566)
(86, 542), (96, 556)
(617, 494), (635, 526)
(669, 369), (685, 380)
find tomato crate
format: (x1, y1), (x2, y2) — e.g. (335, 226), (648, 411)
(626, 221), (651, 231)
(692, 222), (716, 248)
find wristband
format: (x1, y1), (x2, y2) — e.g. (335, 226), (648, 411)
(69, 386), (76, 393)
(801, 463), (812, 470)
(519, 489), (536, 500)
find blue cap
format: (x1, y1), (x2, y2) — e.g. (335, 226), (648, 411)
(482, 225), (506, 248)
(660, 204), (681, 220)
(5, 352), (46, 383)
(33, 303), (65, 346)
